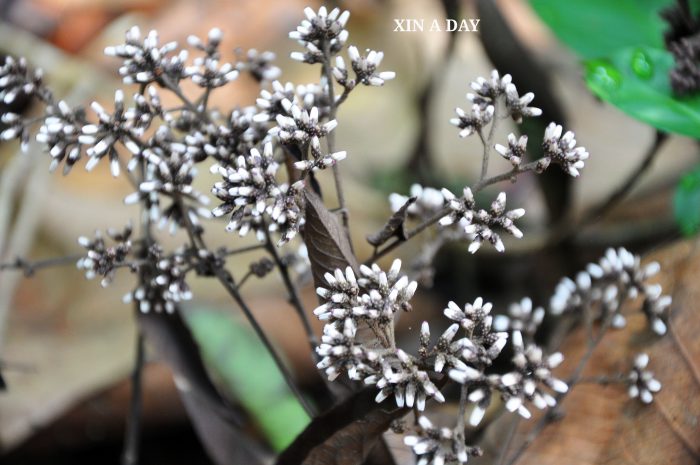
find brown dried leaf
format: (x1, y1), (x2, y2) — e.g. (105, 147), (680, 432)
(366, 196), (416, 247)
(303, 189), (358, 289)
(276, 387), (408, 465)
(508, 240), (700, 464)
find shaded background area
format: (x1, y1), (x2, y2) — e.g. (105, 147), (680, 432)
(0, 0), (697, 464)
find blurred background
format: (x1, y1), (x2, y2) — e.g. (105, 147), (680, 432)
(0, 0), (697, 464)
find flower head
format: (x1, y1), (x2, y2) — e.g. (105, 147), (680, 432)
(236, 49), (281, 82)
(504, 83), (542, 123)
(494, 133), (527, 167)
(389, 184), (444, 220)
(450, 104), (494, 138)
(542, 123), (589, 177)
(104, 26), (185, 85)
(549, 247), (671, 335)
(77, 224), (133, 286)
(289, 7), (350, 63)
(404, 416), (482, 465)
(493, 297), (545, 340)
(440, 188), (525, 253)
(344, 46), (396, 87)
(627, 353), (661, 404)
(498, 331), (568, 419)
(0, 55), (46, 104)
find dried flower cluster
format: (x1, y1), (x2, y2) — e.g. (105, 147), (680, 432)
(0, 6), (676, 465)
(440, 189), (525, 253)
(549, 247), (671, 335)
(77, 225), (133, 287)
(627, 353), (662, 404)
(314, 244), (670, 464)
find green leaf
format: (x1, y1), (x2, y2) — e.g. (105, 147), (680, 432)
(583, 47), (700, 138)
(529, 0), (669, 59)
(184, 308), (310, 451)
(674, 165), (700, 236)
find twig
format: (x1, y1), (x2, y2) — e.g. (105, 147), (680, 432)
(576, 374), (625, 385)
(220, 243), (266, 257)
(172, 194), (316, 417)
(478, 105), (499, 181)
(214, 266), (316, 417)
(585, 131), (666, 223)
(320, 38), (350, 244)
(364, 160), (542, 264)
(457, 383), (468, 431)
(263, 228), (319, 353)
(496, 416), (521, 465)
(121, 333), (145, 465)
(0, 254), (82, 275)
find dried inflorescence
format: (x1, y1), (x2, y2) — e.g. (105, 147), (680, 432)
(549, 247), (672, 335)
(440, 188), (525, 253)
(77, 225), (134, 286)
(211, 142), (304, 243)
(404, 416), (483, 465)
(627, 353), (662, 404)
(0, 55), (48, 104)
(0, 7), (678, 464)
(289, 6), (350, 63)
(493, 297), (545, 340)
(314, 259), (417, 329)
(123, 246), (193, 313)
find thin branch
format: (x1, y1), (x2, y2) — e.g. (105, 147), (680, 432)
(320, 38), (351, 244)
(364, 160), (543, 264)
(219, 243), (266, 257)
(576, 374), (625, 385)
(585, 131), (666, 223)
(478, 105), (499, 181)
(172, 194), (316, 417)
(263, 228), (319, 353)
(236, 270), (254, 290)
(214, 266), (316, 417)
(496, 416), (521, 465)
(121, 333), (145, 465)
(0, 254), (82, 275)
(457, 383), (468, 431)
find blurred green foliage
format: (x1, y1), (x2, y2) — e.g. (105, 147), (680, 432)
(186, 308), (310, 451)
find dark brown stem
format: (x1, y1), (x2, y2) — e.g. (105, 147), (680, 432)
(263, 228), (319, 353)
(585, 131), (666, 222)
(320, 38), (351, 246)
(214, 266), (316, 417)
(172, 195), (316, 417)
(121, 156), (152, 465)
(220, 243), (266, 257)
(0, 254), (82, 276)
(121, 333), (145, 465)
